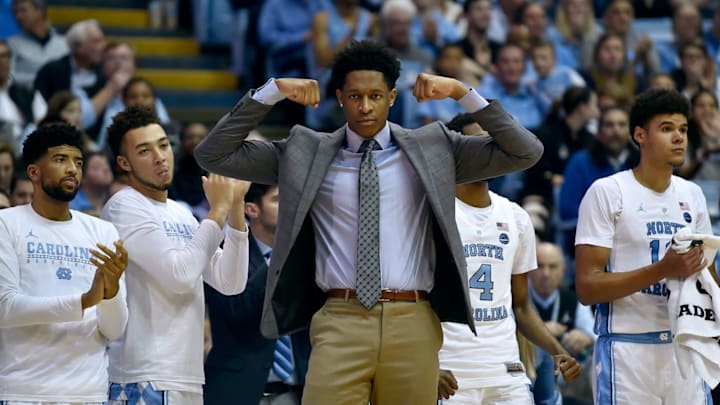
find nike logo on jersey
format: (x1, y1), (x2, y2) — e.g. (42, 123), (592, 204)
(25, 229), (38, 238)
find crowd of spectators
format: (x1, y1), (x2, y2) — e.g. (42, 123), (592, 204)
(1, 0), (720, 401)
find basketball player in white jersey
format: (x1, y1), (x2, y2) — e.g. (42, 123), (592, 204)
(437, 114), (580, 405)
(0, 123), (127, 404)
(102, 106), (250, 405)
(576, 88), (717, 404)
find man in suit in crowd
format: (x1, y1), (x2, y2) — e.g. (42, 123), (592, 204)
(194, 39), (543, 405)
(204, 183), (310, 405)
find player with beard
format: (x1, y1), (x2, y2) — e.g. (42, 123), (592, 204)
(0, 122), (128, 404)
(102, 106), (250, 405)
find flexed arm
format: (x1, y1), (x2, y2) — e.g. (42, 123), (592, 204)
(411, 73), (543, 183)
(194, 78), (319, 184)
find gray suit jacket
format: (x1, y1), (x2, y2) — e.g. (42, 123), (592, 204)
(195, 93), (543, 338)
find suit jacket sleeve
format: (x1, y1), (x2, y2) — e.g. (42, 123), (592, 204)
(205, 259), (268, 334)
(452, 100), (543, 183)
(194, 92), (283, 185)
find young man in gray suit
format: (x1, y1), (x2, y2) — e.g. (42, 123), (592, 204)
(194, 40), (543, 405)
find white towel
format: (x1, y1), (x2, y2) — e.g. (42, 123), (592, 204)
(667, 228), (720, 387)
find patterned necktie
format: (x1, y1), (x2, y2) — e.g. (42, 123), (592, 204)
(272, 335), (293, 382)
(356, 139), (382, 309)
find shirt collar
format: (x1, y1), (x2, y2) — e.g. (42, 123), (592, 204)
(345, 122), (391, 153)
(252, 234), (272, 258)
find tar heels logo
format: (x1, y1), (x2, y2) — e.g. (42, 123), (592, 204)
(499, 233), (509, 245)
(56, 267), (72, 280)
(660, 332), (669, 342)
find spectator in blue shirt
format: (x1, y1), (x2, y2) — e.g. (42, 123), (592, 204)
(527, 39), (586, 116)
(480, 43), (543, 201)
(69, 150), (112, 216)
(548, 0), (600, 72)
(258, 0), (328, 77)
(656, 4), (703, 74)
(410, 0), (460, 58)
(479, 43), (543, 130)
(514, 1), (575, 70)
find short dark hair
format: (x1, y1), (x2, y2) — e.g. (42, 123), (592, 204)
(22, 123), (85, 168)
(329, 40), (401, 93)
(446, 113), (476, 133)
(493, 42), (525, 65)
(12, 0), (47, 12)
(8, 170), (32, 194)
(122, 77), (156, 102)
(107, 105), (160, 157)
(10, 171), (30, 193)
(83, 151), (110, 174)
(629, 88), (690, 140)
(463, 0), (490, 14)
(561, 86), (594, 116)
(530, 38), (555, 55)
(245, 183), (272, 206)
(679, 37), (708, 59)
(690, 89), (718, 109)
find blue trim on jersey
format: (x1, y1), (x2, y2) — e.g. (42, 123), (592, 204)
(595, 336), (615, 405)
(704, 382), (712, 405)
(602, 331), (673, 344)
(595, 302), (610, 335)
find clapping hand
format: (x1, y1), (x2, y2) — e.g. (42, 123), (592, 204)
(89, 240), (128, 300)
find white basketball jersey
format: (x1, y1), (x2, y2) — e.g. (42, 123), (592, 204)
(576, 170), (712, 335)
(440, 192), (537, 389)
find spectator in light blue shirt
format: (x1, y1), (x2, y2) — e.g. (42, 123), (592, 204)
(655, 3), (703, 74)
(479, 43), (543, 130)
(527, 40), (586, 116)
(480, 43), (543, 201)
(409, 0), (460, 58)
(258, 0), (328, 77)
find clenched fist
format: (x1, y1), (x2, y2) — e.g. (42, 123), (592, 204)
(413, 73), (469, 103)
(275, 78), (320, 108)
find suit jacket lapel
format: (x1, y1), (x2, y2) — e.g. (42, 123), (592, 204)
(390, 123), (439, 210)
(290, 127), (345, 234)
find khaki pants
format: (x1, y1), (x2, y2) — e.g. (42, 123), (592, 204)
(302, 297), (443, 405)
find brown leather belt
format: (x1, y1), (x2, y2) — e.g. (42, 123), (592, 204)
(326, 288), (428, 302)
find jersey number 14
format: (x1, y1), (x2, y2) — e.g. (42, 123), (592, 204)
(470, 264), (494, 300)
